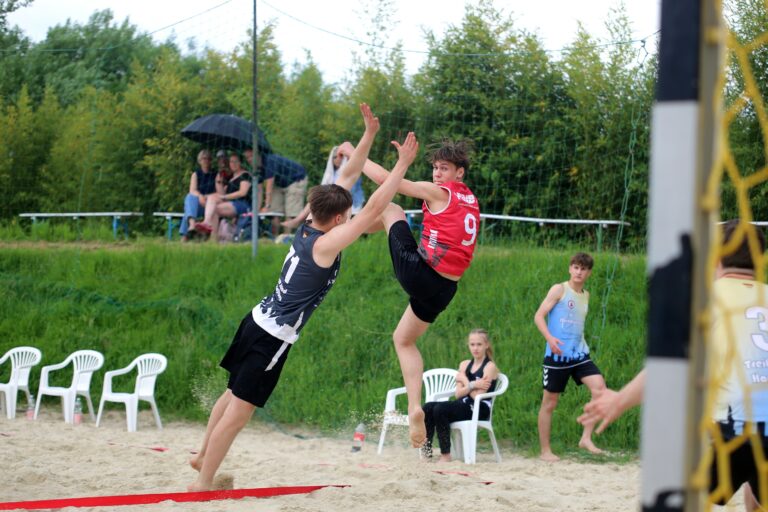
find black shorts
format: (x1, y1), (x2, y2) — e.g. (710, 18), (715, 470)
(709, 420), (768, 505)
(388, 220), (458, 323)
(542, 357), (602, 393)
(220, 313), (292, 407)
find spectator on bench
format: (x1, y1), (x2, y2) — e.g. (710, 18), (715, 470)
(180, 149), (223, 242)
(194, 152), (252, 242)
(260, 153), (308, 237)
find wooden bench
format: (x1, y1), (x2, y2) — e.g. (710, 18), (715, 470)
(19, 212), (144, 239)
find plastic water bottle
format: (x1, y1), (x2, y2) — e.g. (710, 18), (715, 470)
(351, 423), (366, 452)
(26, 394), (34, 420)
(73, 397), (83, 425)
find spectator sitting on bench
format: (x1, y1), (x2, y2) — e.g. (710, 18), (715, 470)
(193, 152), (252, 242)
(260, 153), (308, 237)
(215, 149), (233, 184)
(180, 149), (221, 242)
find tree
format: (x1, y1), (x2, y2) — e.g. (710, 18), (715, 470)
(0, 0), (32, 31)
(272, 56), (334, 179)
(414, 0), (567, 217)
(22, 10), (165, 105)
(0, 85), (61, 218)
(722, 0), (768, 220)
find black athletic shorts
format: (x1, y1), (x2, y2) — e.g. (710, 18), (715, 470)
(220, 313), (292, 407)
(542, 357), (602, 393)
(709, 420), (768, 505)
(388, 220), (458, 323)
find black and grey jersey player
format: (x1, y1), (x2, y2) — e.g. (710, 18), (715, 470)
(188, 103), (419, 493)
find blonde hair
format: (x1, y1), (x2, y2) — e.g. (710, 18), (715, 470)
(469, 328), (494, 361)
(197, 149), (211, 165)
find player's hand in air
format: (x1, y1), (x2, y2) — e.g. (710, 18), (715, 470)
(392, 132), (418, 168)
(360, 103), (380, 136)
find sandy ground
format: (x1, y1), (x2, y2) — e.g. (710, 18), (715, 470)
(0, 407), (747, 511)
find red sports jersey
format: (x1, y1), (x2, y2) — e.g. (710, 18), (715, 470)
(418, 181), (480, 277)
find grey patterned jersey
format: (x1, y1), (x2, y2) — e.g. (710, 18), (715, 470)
(252, 223), (341, 343)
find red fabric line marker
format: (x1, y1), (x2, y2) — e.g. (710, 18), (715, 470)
(357, 463), (390, 469)
(0, 485), (349, 510)
(433, 470), (472, 477)
(108, 442), (169, 452)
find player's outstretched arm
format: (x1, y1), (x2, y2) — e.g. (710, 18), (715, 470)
(361, 158), (446, 204)
(577, 369), (646, 434)
(314, 133), (418, 261)
(335, 103), (379, 191)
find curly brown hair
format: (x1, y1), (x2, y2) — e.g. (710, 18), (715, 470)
(426, 139), (473, 173)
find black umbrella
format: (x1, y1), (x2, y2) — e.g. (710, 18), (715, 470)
(180, 114), (271, 154)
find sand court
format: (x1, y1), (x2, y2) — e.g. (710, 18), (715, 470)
(0, 406), (704, 512)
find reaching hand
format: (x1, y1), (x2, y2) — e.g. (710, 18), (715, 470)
(392, 132), (418, 167)
(336, 141), (355, 159)
(577, 388), (621, 434)
(360, 103), (380, 136)
(547, 336), (564, 356)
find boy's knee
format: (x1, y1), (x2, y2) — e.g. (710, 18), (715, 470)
(540, 394), (559, 413)
(384, 202), (404, 215)
(585, 377), (607, 395)
(382, 203), (406, 224)
(392, 331), (416, 349)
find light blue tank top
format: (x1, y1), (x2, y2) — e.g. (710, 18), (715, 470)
(545, 282), (591, 363)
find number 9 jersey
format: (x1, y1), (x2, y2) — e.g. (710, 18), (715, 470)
(417, 181), (480, 277)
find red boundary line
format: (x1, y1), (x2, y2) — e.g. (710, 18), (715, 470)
(0, 485), (348, 510)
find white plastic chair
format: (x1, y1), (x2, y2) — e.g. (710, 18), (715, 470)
(434, 373), (509, 464)
(377, 368), (457, 454)
(96, 353), (167, 432)
(0, 346), (42, 419)
(35, 349), (104, 424)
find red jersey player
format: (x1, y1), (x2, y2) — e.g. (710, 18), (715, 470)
(348, 139), (480, 448)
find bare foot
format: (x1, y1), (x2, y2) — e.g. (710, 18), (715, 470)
(189, 455), (202, 472)
(408, 407), (426, 448)
(540, 451), (560, 462)
(187, 480), (211, 492)
(437, 454), (452, 463)
(578, 439), (605, 455)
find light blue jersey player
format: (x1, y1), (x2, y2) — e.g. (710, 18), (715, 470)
(544, 281), (591, 362)
(533, 252), (607, 461)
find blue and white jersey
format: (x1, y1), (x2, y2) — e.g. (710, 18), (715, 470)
(544, 282), (591, 363)
(711, 277), (768, 423)
(252, 223), (340, 344)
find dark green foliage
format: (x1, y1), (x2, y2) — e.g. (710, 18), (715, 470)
(0, 240), (647, 451)
(0, 1), (661, 250)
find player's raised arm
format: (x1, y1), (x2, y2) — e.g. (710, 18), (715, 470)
(335, 103), (379, 191)
(361, 158), (446, 204)
(313, 132), (419, 265)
